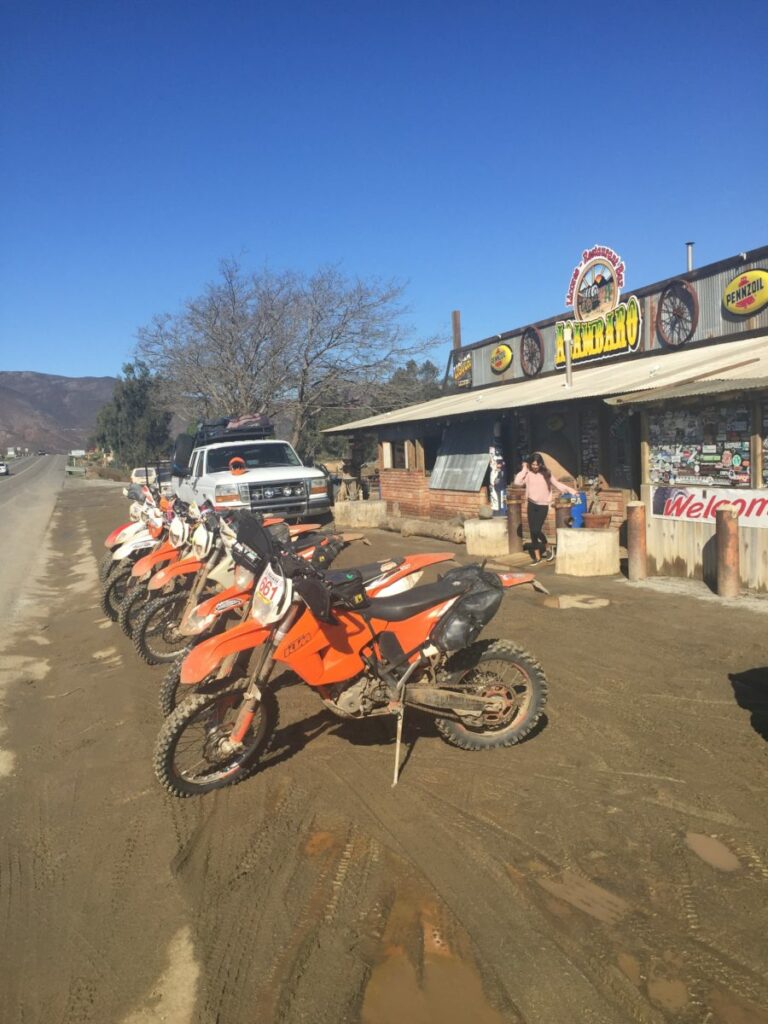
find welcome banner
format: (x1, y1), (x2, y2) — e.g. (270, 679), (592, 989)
(651, 487), (768, 529)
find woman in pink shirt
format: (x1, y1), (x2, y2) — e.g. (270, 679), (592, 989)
(514, 452), (578, 564)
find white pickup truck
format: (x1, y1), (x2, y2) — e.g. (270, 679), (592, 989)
(171, 421), (332, 520)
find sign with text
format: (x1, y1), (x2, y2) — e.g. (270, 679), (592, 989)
(556, 244), (642, 369)
(651, 486), (768, 529)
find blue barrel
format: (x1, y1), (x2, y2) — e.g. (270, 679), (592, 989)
(569, 491), (588, 528)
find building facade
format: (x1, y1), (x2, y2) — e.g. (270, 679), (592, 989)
(329, 244), (768, 590)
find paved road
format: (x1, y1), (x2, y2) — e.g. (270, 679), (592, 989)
(0, 454), (66, 622)
(1, 481), (768, 1024)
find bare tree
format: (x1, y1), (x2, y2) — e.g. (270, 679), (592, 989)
(137, 260), (296, 421)
(136, 261), (438, 454)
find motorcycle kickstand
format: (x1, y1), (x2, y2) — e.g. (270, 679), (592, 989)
(391, 682), (406, 788)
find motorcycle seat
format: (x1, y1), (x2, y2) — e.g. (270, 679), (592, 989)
(325, 559), (403, 587)
(363, 576), (467, 622)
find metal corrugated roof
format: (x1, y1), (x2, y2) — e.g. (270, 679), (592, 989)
(606, 377), (768, 405)
(325, 335), (768, 432)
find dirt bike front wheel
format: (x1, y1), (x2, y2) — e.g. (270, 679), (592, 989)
(153, 683), (278, 797)
(435, 639), (548, 751)
(117, 581), (150, 638)
(134, 593), (190, 664)
(100, 562), (132, 622)
(99, 550), (119, 582)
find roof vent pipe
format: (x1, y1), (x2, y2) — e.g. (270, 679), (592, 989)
(686, 241), (694, 273)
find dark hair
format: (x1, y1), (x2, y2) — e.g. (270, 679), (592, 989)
(529, 452), (552, 483)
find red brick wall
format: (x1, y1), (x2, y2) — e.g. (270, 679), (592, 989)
(380, 469), (487, 520)
(597, 488), (627, 529)
(382, 473), (627, 531)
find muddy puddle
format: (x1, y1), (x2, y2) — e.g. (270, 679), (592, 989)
(685, 832), (741, 871)
(361, 873), (507, 1024)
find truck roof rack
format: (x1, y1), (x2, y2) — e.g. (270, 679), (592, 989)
(195, 414), (275, 445)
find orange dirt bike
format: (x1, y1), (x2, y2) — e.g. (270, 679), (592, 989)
(115, 501), (285, 641)
(115, 495), (219, 637)
(132, 515), (360, 666)
(100, 491), (170, 620)
(153, 516), (548, 797)
(156, 549), (458, 717)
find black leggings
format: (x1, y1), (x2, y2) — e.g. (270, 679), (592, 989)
(527, 500), (549, 555)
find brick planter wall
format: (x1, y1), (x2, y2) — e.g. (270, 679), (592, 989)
(380, 469), (487, 520)
(381, 472), (628, 532)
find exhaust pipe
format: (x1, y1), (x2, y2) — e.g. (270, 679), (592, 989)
(686, 241), (694, 273)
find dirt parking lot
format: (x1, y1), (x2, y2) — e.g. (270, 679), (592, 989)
(1, 479), (768, 1024)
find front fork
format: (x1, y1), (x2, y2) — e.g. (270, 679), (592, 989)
(228, 603), (302, 746)
(179, 543), (223, 623)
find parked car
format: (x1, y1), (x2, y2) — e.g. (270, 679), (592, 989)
(130, 467), (158, 486)
(0, 461), (9, 476)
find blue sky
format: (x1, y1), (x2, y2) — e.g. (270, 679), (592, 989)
(1, 0), (766, 379)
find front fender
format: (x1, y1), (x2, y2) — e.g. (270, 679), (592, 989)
(177, 584), (252, 635)
(132, 543), (178, 578)
(113, 532), (154, 559)
(104, 521), (134, 548)
(192, 584), (252, 619)
(180, 620), (270, 685)
(149, 558), (204, 591)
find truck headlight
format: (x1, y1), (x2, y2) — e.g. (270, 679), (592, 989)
(214, 485), (242, 504)
(310, 480), (327, 496)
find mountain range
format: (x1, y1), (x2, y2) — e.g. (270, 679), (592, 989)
(0, 371), (117, 452)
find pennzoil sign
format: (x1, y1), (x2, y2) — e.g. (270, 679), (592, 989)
(722, 269), (768, 316)
(556, 244), (642, 368)
(490, 344), (513, 374)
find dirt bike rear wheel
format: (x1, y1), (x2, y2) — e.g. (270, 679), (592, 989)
(153, 683), (278, 797)
(100, 563), (132, 622)
(434, 639), (547, 751)
(117, 581), (150, 638)
(134, 593), (189, 665)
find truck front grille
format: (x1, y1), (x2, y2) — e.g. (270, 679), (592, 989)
(247, 480), (308, 516)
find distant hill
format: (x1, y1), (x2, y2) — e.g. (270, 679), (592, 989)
(0, 371), (117, 452)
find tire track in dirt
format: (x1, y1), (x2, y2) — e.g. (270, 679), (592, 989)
(0, 486), (196, 1024)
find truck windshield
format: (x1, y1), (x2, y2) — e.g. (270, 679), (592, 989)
(206, 443), (302, 474)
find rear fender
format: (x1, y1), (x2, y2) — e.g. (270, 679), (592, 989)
(131, 543), (178, 578)
(180, 620), (271, 685)
(497, 571), (549, 594)
(287, 523), (322, 537)
(149, 558), (204, 591)
(367, 552), (455, 597)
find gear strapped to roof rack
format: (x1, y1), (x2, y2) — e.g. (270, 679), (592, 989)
(194, 414), (274, 445)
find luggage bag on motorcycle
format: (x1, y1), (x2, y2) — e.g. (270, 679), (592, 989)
(429, 565), (503, 653)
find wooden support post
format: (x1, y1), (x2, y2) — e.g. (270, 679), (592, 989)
(626, 500), (647, 581)
(506, 497), (523, 554)
(750, 399), (762, 489)
(639, 411), (650, 486)
(716, 504), (740, 598)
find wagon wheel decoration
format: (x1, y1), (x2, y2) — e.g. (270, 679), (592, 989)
(519, 326), (544, 378)
(656, 279), (699, 348)
(574, 257), (619, 321)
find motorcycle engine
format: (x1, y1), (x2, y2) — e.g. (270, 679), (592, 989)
(323, 675), (387, 717)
